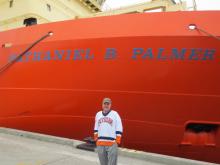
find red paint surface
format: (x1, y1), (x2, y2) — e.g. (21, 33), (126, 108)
(0, 11), (220, 163)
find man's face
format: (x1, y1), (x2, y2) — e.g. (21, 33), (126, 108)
(102, 102), (111, 111)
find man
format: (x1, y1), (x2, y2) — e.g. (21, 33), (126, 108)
(94, 98), (123, 165)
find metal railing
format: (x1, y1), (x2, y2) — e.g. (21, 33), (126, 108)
(95, 0), (106, 6)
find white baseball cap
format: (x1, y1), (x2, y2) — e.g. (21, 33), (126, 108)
(102, 98), (112, 104)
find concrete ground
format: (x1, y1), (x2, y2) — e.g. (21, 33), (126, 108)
(0, 133), (158, 165)
(0, 128), (218, 165)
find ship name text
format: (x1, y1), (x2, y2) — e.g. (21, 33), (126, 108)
(8, 48), (216, 62)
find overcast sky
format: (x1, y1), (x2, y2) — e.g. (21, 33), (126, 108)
(103, 0), (220, 11)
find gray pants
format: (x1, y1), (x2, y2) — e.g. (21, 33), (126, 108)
(97, 143), (118, 165)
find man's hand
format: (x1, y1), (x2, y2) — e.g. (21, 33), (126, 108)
(116, 136), (121, 145)
(94, 133), (98, 142)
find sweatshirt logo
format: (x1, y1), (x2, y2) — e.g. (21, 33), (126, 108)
(98, 117), (113, 126)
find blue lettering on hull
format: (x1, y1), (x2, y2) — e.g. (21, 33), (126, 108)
(8, 48), (216, 62)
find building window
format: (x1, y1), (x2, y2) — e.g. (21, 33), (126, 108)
(9, 0), (14, 8)
(47, 4), (51, 12)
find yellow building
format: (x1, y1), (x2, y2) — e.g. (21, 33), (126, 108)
(0, 0), (187, 31)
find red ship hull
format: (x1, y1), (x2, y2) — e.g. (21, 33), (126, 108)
(0, 11), (220, 163)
